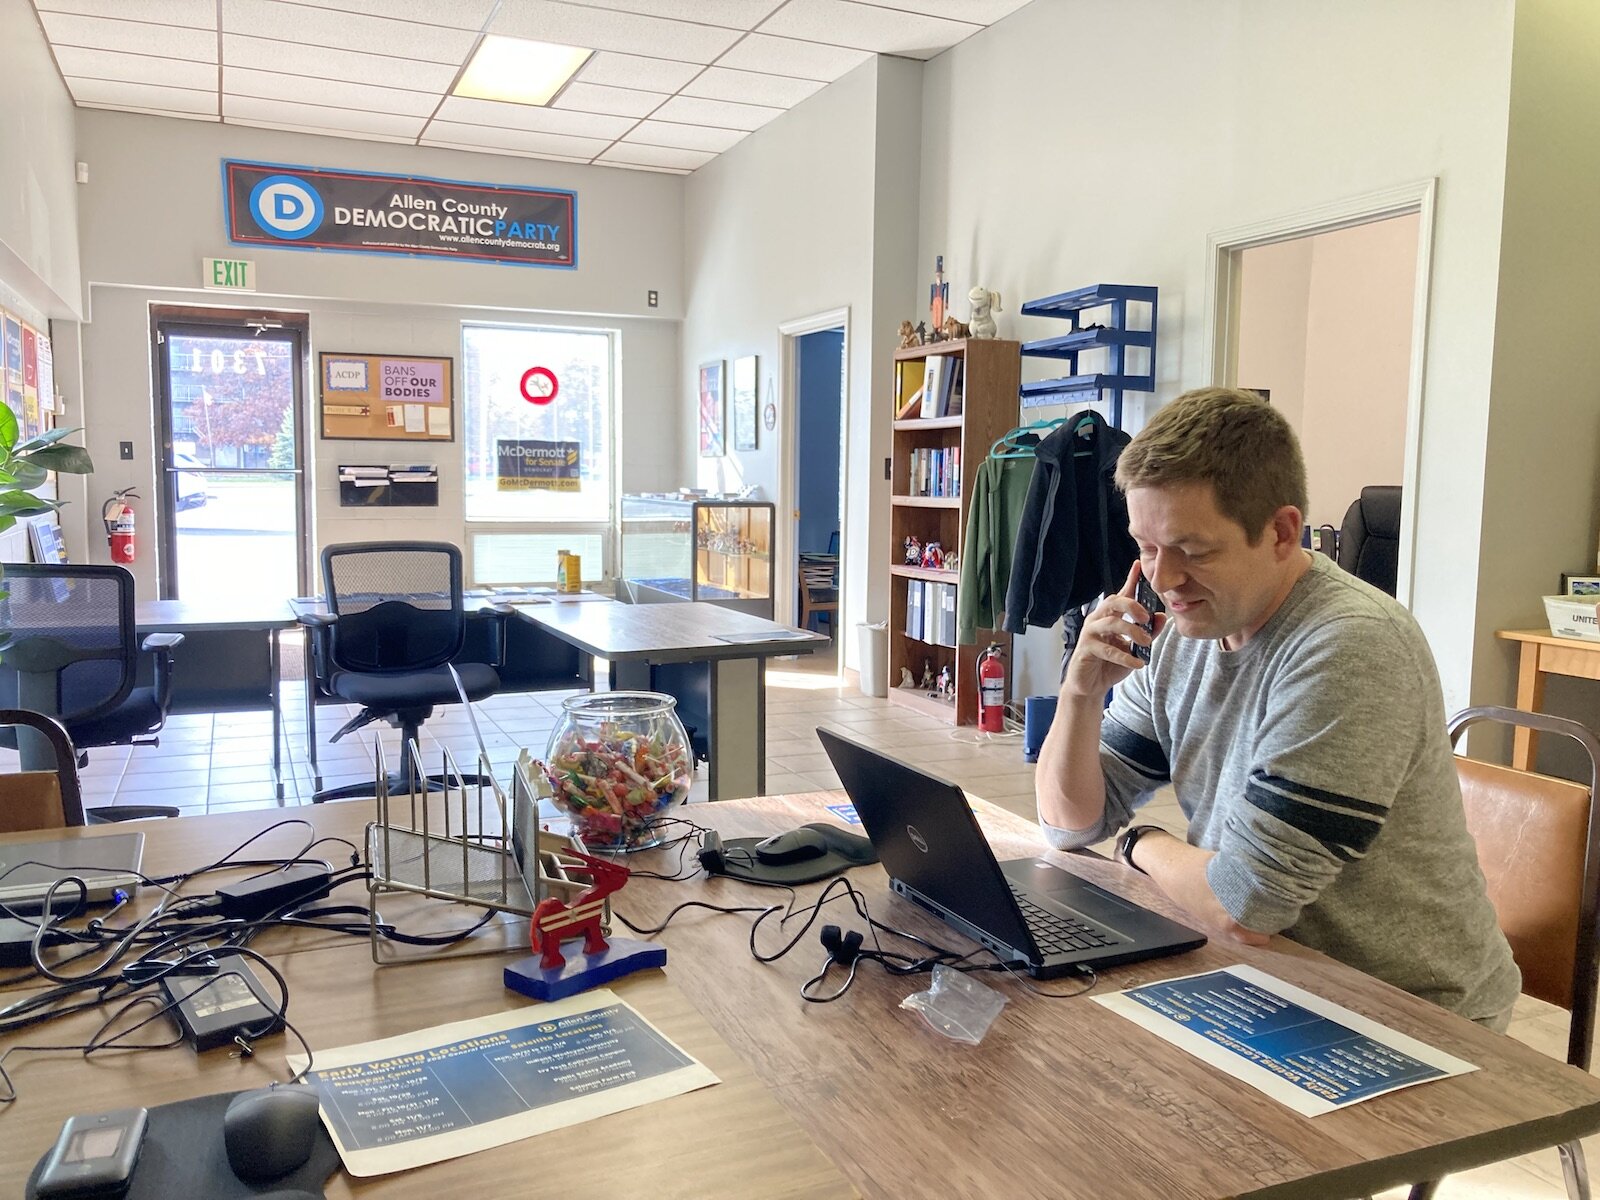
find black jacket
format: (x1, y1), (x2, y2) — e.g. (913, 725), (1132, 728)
(1002, 412), (1137, 634)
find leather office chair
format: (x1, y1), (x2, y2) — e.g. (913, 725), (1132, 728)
(306, 542), (499, 803)
(1410, 705), (1600, 1200)
(1336, 485), (1402, 596)
(0, 563), (180, 822)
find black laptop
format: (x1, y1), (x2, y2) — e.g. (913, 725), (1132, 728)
(817, 729), (1205, 978)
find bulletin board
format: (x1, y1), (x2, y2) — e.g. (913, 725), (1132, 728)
(318, 352), (455, 442)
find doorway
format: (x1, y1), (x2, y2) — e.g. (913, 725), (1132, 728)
(1208, 182), (1435, 602)
(779, 309), (848, 674)
(153, 313), (308, 602)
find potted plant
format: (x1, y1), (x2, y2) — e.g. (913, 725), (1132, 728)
(0, 406), (95, 644)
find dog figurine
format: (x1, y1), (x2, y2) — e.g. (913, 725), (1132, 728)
(941, 315), (969, 341)
(898, 319), (919, 349)
(967, 287), (1002, 339)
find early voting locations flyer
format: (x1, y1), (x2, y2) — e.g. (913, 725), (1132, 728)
(287, 990), (718, 1176)
(1094, 965), (1477, 1117)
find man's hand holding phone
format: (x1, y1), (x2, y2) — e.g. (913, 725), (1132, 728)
(1062, 563), (1167, 700)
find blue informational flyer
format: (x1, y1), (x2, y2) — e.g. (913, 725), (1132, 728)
(824, 802), (861, 826)
(291, 989), (717, 1176)
(1094, 965), (1477, 1117)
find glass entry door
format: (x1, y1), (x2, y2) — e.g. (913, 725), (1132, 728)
(155, 321), (307, 602)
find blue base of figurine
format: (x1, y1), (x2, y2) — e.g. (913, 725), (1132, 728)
(504, 938), (668, 1002)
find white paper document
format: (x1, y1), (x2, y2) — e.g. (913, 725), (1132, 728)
(427, 406), (450, 436)
(403, 403), (425, 433)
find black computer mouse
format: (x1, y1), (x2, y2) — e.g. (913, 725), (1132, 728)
(753, 827), (829, 865)
(223, 1085), (322, 1182)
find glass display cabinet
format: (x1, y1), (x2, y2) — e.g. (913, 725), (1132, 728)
(619, 495), (774, 617)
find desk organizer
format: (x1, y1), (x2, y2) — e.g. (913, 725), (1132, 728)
(338, 463), (439, 507)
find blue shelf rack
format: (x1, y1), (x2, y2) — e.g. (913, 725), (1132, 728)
(1018, 283), (1158, 425)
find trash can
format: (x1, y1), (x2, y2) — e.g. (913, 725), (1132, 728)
(857, 621), (888, 698)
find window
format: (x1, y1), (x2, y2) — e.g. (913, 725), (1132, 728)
(462, 324), (616, 582)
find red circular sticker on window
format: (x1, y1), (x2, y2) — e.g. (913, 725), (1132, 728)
(520, 367), (559, 405)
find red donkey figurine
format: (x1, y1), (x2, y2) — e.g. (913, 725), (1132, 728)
(529, 851), (631, 970)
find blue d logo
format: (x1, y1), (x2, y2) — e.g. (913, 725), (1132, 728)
(248, 174), (323, 240)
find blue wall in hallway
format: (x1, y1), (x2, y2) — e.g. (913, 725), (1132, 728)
(795, 328), (843, 554)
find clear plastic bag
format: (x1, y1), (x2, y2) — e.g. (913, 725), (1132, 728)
(900, 965), (1008, 1045)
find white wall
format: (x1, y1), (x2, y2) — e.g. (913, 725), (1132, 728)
(0, 1), (80, 320)
(916, 0), (1517, 705)
(680, 57), (923, 666)
(68, 112), (685, 598)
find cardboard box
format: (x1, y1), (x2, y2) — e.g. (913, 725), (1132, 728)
(1544, 594), (1600, 642)
(0, 771), (67, 833)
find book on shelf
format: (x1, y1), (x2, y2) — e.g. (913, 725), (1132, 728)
(896, 386), (924, 420)
(920, 357), (944, 417)
(947, 359), (965, 415)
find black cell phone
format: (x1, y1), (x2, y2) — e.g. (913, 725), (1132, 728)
(35, 1107), (148, 1199)
(1131, 577), (1164, 663)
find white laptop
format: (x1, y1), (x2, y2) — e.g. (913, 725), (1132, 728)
(0, 833), (145, 909)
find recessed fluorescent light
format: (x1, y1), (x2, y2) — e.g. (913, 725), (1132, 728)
(454, 35), (592, 106)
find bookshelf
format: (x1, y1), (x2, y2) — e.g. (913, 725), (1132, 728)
(886, 338), (1020, 725)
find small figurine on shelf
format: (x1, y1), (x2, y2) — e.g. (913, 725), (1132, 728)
(935, 664), (952, 699)
(898, 319), (919, 349)
(921, 541), (944, 570)
(920, 658), (934, 690)
(904, 535), (923, 566)
(897, 666), (917, 689)
(943, 550), (960, 574)
(967, 287), (1002, 339)
(929, 255), (949, 335)
(941, 315), (969, 341)
(914, 320), (929, 345)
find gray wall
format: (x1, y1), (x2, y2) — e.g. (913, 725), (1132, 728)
(69, 112), (685, 597)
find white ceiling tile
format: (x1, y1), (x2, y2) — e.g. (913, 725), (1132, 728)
(435, 96), (633, 139)
(220, 0), (475, 65)
(574, 50), (701, 93)
(222, 94), (427, 137)
(650, 94), (781, 131)
(222, 34), (461, 92)
(556, 0), (783, 29)
(267, 0), (497, 27)
(601, 160), (690, 176)
(422, 121), (612, 159)
(624, 120), (746, 153)
(757, 0), (978, 58)
(848, 0), (1032, 21)
(419, 141), (595, 166)
(597, 142), (712, 171)
(226, 118), (419, 145)
(714, 33), (868, 81)
(53, 45), (218, 89)
(34, 0), (215, 25)
(77, 102), (219, 122)
(39, 12), (217, 60)
(489, 1), (739, 65)
(681, 66), (822, 108)
(552, 81), (667, 119)
(225, 66), (439, 117)
(65, 76), (217, 114)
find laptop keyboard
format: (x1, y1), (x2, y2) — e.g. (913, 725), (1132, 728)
(1008, 883), (1121, 954)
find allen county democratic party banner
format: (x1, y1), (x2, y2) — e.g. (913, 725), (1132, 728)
(223, 160), (575, 268)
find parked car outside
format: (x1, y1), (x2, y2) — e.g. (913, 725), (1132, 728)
(175, 451), (209, 510)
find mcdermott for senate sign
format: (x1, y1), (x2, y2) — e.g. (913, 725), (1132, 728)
(223, 160), (575, 269)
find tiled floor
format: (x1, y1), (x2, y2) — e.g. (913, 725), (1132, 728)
(10, 646), (1592, 1196)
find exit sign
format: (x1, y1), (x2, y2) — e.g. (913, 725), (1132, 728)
(203, 257), (255, 290)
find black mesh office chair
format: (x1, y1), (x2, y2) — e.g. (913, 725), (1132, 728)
(1336, 485), (1402, 597)
(306, 542), (499, 803)
(0, 563), (181, 822)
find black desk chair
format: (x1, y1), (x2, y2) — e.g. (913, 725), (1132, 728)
(1336, 485), (1402, 597)
(0, 563), (181, 822)
(306, 542), (500, 803)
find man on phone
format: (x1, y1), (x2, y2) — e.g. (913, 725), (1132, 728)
(1035, 388), (1519, 1027)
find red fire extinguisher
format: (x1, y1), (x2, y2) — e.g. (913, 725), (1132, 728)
(102, 489), (138, 564)
(977, 642), (1006, 733)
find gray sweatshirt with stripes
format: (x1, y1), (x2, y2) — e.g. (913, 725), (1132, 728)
(1043, 553), (1520, 1022)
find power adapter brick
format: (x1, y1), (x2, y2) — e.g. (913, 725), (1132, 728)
(159, 950), (283, 1051)
(215, 865), (333, 920)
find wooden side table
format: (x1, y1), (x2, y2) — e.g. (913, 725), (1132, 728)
(1495, 628), (1600, 768)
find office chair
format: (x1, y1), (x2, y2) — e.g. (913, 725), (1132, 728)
(1409, 705), (1600, 1200)
(0, 709), (85, 830)
(1336, 485), (1402, 596)
(306, 542), (499, 803)
(798, 559), (839, 636)
(0, 563), (181, 822)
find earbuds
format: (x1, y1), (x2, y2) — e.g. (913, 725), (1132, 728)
(819, 924), (864, 965)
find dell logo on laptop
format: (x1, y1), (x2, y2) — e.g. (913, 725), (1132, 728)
(907, 825), (929, 853)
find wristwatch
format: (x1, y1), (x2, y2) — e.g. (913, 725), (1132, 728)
(1116, 824), (1165, 873)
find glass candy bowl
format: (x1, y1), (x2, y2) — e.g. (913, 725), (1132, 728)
(543, 692), (694, 852)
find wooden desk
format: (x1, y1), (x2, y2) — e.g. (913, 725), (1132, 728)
(1496, 628), (1600, 768)
(5, 799), (1599, 1199)
(513, 601), (829, 800)
(135, 599), (297, 798)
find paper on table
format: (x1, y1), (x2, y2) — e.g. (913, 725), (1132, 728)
(288, 989), (717, 1177)
(427, 406), (450, 436)
(1094, 964), (1477, 1117)
(404, 404), (425, 433)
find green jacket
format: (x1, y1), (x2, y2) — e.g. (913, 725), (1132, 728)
(956, 455), (1035, 643)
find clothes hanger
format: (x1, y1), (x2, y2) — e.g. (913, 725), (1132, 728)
(990, 417), (1066, 460)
